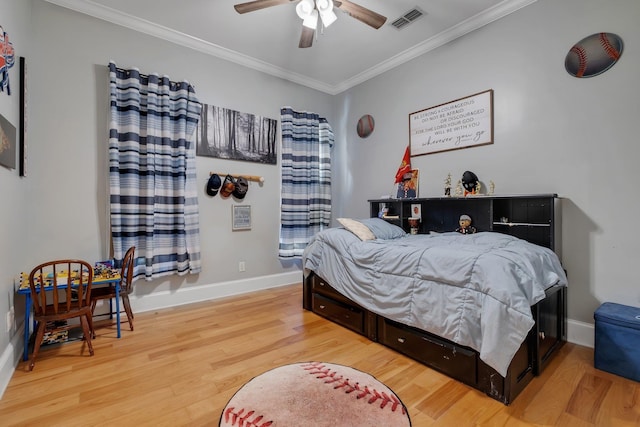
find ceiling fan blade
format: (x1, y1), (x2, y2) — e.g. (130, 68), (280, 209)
(334, 0), (387, 29)
(299, 26), (315, 48)
(234, 0), (297, 14)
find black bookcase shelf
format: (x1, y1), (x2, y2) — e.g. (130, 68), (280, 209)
(369, 194), (560, 253)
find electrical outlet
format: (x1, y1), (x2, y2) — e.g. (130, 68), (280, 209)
(8, 306), (15, 333)
(238, 261), (246, 272)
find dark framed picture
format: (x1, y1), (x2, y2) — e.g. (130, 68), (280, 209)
(19, 56), (26, 177)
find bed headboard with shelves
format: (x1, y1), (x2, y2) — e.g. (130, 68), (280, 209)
(369, 194), (560, 253)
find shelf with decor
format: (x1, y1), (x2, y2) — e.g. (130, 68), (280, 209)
(369, 199), (412, 232)
(369, 194), (560, 253)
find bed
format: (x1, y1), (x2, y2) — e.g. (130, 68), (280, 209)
(302, 208), (568, 404)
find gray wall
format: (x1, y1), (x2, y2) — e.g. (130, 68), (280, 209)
(0, 0), (31, 391)
(334, 0), (640, 327)
(1, 0), (639, 393)
(25, 1), (334, 284)
(0, 0), (334, 387)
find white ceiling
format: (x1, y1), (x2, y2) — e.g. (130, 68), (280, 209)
(44, 0), (537, 94)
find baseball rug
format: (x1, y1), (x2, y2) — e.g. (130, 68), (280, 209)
(219, 361), (411, 426)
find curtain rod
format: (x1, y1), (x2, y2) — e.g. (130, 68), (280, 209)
(111, 65), (190, 87)
(113, 65), (150, 79)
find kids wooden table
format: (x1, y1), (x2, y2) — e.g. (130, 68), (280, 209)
(17, 271), (121, 361)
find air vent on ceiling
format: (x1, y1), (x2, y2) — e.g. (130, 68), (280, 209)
(391, 7), (425, 30)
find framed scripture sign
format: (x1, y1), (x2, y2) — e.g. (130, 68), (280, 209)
(409, 89), (493, 157)
(232, 205), (251, 231)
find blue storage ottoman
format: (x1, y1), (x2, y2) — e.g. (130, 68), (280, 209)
(594, 302), (640, 381)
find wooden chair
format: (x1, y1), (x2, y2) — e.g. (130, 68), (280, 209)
(90, 246), (136, 335)
(28, 259), (95, 371)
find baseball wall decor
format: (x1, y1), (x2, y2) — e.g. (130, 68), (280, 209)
(356, 114), (375, 138)
(565, 32), (623, 78)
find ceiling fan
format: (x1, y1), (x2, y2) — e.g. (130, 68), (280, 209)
(234, 0), (387, 48)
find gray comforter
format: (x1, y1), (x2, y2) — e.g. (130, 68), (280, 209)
(302, 229), (568, 376)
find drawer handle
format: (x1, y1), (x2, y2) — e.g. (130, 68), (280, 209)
(397, 337), (405, 344)
(319, 305), (326, 309)
(319, 282), (326, 287)
(539, 331), (546, 340)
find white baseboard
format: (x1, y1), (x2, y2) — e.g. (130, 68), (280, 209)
(0, 323), (26, 400)
(567, 318), (594, 348)
(0, 271), (595, 399)
(128, 271), (302, 314)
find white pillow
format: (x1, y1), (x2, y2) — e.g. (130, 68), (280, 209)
(337, 218), (376, 241)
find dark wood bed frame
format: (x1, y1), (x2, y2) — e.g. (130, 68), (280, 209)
(302, 194), (568, 404)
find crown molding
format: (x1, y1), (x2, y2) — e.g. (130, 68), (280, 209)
(43, 0), (536, 95)
(335, 0), (537, 93)
(42, 0), (336, 93)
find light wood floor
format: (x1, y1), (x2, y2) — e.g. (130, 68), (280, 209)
(1, 284), (639, 426)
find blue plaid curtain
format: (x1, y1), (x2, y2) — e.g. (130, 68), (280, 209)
(279, 107), (333, 257)
(109, 62), (202, 280)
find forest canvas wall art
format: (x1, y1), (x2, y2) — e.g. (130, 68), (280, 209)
(196, 103), (277, 165)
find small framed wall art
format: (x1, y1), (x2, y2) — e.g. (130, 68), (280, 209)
(396, 169), (419, 199)
(411, 203), (422, 220)
(232, 205), (252, 231)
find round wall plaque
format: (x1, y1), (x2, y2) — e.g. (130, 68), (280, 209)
(565, 32), (623, 78)
(356, 114), (375, 138)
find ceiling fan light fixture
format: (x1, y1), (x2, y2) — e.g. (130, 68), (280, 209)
(296, 0), (315, 20)
(316, 0), (332, 13)
(316, 0), (337, 27)
(319, 9), (337, 27)
(302, 8), (319, 29)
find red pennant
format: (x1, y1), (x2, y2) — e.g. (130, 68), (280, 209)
(394, 146), (411, 184)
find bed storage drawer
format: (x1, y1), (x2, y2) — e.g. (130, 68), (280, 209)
(378, 318), (477, 385)
(304, 272), (378, 341)
(311, 275), (355, 305)
(312, 294), (364, 334)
